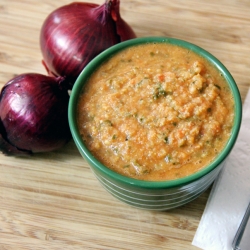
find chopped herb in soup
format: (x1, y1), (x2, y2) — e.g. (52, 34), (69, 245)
(77, 43), (235, 181)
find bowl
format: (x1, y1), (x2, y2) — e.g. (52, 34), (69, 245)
(68, 37), (242, 210)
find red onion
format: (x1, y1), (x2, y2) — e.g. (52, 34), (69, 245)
(0, 73), (71, 156)
(40, 0), (136, 87)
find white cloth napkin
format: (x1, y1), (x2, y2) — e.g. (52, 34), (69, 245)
(192, 88), (250, 250)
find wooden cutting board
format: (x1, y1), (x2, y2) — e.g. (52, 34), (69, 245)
(0, 0), (249, 249)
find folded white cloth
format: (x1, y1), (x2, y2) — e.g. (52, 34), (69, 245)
(192, 88), (250, 250)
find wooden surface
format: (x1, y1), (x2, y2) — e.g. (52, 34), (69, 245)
(0, 0), (249, 249)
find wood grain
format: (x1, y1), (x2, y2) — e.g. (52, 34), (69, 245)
(0, 0), (249, 249)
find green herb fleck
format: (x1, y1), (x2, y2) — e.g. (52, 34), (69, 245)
(143, 170), (150, 174)
(139, 117), (144, 123)
(136, 80), (143, 87)
(113, 147), (118, 153)
(102, 120), (113, 126)
(153, 88), (167, 99)
(165, 155), (172, 163)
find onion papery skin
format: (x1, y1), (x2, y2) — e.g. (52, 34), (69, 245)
(0, 73), (71, 156)
(40, 0), (136, 87)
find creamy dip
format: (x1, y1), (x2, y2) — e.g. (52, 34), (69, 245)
(77, 43), (234, 181)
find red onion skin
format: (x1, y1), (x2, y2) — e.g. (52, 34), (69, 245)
(40, 0), (136, 86)
(0, 73), (71, 155)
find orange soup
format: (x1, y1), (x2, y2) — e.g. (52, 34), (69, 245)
(77, 43), (235, 181)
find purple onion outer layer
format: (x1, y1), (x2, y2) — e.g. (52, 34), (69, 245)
(0, 73), (71, 156)
(40, 0), (136, 87)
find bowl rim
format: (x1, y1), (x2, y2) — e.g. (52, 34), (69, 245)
(68, 36), (242, 189)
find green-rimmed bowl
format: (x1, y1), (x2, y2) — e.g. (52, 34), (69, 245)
(68, 37), (242, 210)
